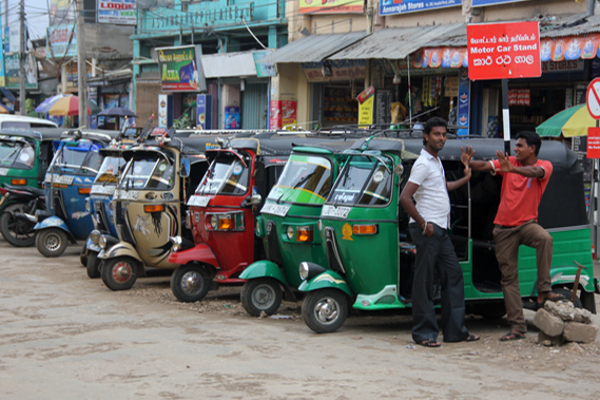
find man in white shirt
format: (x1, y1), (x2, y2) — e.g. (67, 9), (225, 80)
(399, 117), (479, 347)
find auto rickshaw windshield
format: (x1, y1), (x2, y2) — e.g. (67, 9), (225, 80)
(120, 153), (175, 191)
(51, 140), (102, 176)
(196, 151), (250, 196)
(94, 156), (126, 186)
(327, 154), (393, 207)
(267, 153), (332, 205)
(0, 137), (36, 170)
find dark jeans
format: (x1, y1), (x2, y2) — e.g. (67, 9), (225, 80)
(409, 223), (469, 343)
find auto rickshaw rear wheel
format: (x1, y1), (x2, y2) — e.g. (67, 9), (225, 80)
(0, 203), (36, 247)
(241, 278), (282, 316)
(302, 289), (348, 334)
(171, 264), (211, 302)
(79, 242), (88, 267)
(101, 256), (139, 291)
(36, 228), (68, 257)
(552, 287), (583, 309)
(86, 251), (101, 279)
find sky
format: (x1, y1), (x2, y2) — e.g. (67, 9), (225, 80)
(3, 0), (52, 40)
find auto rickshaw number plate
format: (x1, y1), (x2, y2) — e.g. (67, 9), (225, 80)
(91, 185), (116, 195)
(44, 174), (74, 185)
(261, 204), (290, 217)
(188, 196), (210, 207)
(321, 205), (351, 219)
(0, 168), (8, 176)
(114, 190), (140, 200)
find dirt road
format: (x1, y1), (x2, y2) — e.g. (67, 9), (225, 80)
(1, 241), (600, 400)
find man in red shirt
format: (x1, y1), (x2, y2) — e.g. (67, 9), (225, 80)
(462, 131), (564, 341)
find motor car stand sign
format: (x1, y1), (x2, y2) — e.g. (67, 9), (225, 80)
(586, 78), (600, 259)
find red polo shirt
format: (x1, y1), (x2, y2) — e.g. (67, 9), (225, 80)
(492, 156), (553, 227)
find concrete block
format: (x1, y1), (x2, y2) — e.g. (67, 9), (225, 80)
(563, 322), (598, 344)
(533, 308), (565, 337)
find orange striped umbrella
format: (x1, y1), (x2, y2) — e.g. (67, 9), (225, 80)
(48, 96), (91, 116)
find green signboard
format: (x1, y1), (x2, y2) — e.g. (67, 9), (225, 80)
(157, 45), (207, 92)
(4, 53), (38, 90)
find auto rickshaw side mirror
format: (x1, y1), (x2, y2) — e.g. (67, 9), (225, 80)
(180, 158), (191, 178)
(241, 193), (262, 208)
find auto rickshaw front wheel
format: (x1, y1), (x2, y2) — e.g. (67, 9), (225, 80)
(86, 251), (101, 279)
(101, 256), (139, 291)
(36, 228), (68, 257)
(0, 203), (36, 247)
(302, 289), (348, 334)
(170, 264), (211, 302)
(241, 278), (283, 316)
(79, 242), (88, 267)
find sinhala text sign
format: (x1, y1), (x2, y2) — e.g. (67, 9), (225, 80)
(467, 21), (541, 80)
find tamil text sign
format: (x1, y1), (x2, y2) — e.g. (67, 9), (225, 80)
(467, 21), (541, 80)
(587, 128), (600, 159)
(47, 24), (77, 58)
(157, 45), (207, 92)
(97, 0), (136, 25)
(380, 0), (461, 16)
(300, 0), (364, 14)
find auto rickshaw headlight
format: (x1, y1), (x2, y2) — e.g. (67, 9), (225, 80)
(286, 226), (295, 240)
(299, 261), (326, 281)
(317, 220), (322, 231)
(90, 229), (101, 245)
(210, 214), (218, 230)
(170, 236), (182, 252)
(299, 262), (310, 280)
(99, 235), (108, 249)
(85, 199), (91, 213)
(296, 226), (313, 242)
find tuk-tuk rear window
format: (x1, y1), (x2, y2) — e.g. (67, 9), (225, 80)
(120, 153), (175, 191)
(327, 155), (393, 207)
(52, 140), (102, 176)
(267, 154), (332, 205)
(196, 151), (251, 196)
(94, 156), (126, 186)
(0, 137), (36, 170)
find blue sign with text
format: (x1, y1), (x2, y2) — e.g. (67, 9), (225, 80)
(472, 0), (531, 6)
(457, 68), (469, 137)
(380, 0), (461, 16)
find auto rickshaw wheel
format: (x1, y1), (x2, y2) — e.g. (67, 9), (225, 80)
(79, 242), (89, 267)
(552, 287), (583, 309)
(101, 256), (139, 291)
(241, 278), (282, 316)
(302, 289), (348, 334)
(170, 264), (211, 302)
(86, 251), (101, 279)
(0, 203), (36, 247)
(35, 228), (68, 257)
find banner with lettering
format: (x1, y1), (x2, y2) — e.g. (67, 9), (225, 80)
(300, 0), (364, 14)
(380, 0), (462, 16)
(97, 0), (136, 25)
(156, 45), (207, 92)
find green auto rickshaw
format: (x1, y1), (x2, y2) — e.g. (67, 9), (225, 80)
(298, 137), (599, 333)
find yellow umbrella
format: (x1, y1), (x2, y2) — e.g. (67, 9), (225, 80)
(48, 96), (91, 116)
(536, 104), (597, 138)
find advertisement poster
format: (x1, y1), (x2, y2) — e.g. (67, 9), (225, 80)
(457, 68), (469, 137)
(47, 24), (77, 58)
(300, 0), (364, 14)
(158, 95), (168, 128)
(97, 0), (136, 25)
(270, 101), (282, 129)
(224, 107), (241, 130)
(253, 51), (277, 78)
(281, 101), (297, 127)
(196, 94), (212, 130)
(357, 86), (375, 127)
(467, 21), (541, 80)
(4, 53), (38, 89)
(157, 45), (207, 92)
(380, 0), (461, 16)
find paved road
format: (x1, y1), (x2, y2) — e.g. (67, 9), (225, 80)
(1, 241), (600, 400)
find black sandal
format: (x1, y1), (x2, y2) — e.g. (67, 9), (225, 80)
(417, 339), (441, 347)
(463, 334), (480, 342)
(500, 331), (525, 341)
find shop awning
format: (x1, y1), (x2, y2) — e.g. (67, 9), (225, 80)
(200, 51), (259, 78)
(328, 23), (466, 60)
(0, 87), (16, 101)
(262, 32), (369, 63)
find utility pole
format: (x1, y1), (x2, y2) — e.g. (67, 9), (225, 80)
(76, 0), (88, 127)
(19, 0), (26, 115)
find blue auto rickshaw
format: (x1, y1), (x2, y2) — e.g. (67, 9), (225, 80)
(34, 129), (119, 258)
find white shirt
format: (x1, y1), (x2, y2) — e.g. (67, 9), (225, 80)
(407, 148), (451, 229)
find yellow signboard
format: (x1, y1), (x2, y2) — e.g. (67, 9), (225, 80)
(357, 86), (375, 126)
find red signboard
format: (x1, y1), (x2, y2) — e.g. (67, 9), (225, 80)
(587, 127), (600, 159)
(467, 21), (541, 80)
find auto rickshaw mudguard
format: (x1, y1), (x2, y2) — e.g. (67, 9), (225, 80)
(550, 265), (596, 293)
(167, 243), (220, 269)
(98, 241), (142, 264)
(86, 236), (101, 253)
(34, 215), (77, 243)
(239, 260), (289, 286)
(298, 270), (353, 298)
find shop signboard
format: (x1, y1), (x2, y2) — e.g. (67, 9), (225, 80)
(380, 0), (461, 16)
(6, 24), (21, 53)
(300, 0), (364, 14)
(157, 45), (207, 92)
(253, 51), (276, 78)
(473, 0), (533, 6)
(4, 53), (38, 90)
(301, 60), (366, 83)
(457, 68), (469, 137)
(467, 21), (541, 80)
(97, 0), (136, 25)
(587, 128), (600, 159)
(357, 86), (375, 127)
(47, 24), (77, 58)
(269, 101), (297, 129)
(224, 107), (241, 130)
(196, 95), (212, 130)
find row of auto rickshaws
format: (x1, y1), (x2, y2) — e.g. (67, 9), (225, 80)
(1, 123), (598, 334)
